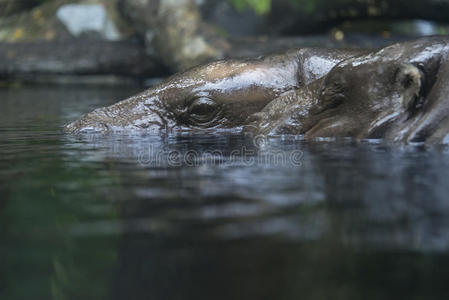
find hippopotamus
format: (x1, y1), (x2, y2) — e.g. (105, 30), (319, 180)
(64, 48), (361, 133)
(65, 36), (449, 144)
(248, 36), (449, 144)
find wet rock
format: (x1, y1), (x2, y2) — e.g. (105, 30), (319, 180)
(0, 1), (67, 42)
(0, 0), (133, 42)
(56, 3), (121, 41)
(119, 0), (229, 72)
(0, 0), (152, 81)
(0, 40), (167, 83)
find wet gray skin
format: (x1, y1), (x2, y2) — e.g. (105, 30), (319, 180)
(248, 36), (449, 144)
(64, 48), (362, 133)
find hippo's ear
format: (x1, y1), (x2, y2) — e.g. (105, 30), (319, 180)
(395, 63), (423, 110)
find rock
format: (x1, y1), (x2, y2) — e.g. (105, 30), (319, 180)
(0, 0), (160, 82)
(56, 3), (121, 41)
(0, 0), (134, 42)
(119, 0), (229, 72)
(0, 1), (67, 42)
(0, 40), (167, 83)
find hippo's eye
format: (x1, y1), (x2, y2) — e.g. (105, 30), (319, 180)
(187, 97), (220, 124)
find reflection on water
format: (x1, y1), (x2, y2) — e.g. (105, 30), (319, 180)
(1, 86), (449, 300)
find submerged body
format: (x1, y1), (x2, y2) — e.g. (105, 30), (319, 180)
(66, 36), (449, 144)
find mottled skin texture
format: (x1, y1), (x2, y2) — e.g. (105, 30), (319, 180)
(64, 48), (362, 133)
(249, 36), (449, 144)
(66, 36), (449, 144)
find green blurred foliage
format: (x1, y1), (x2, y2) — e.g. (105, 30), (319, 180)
(230, 0), (320, 15)
(230, 0), (271, 15)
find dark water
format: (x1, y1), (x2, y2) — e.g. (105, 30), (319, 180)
(1, 86), (449, 300)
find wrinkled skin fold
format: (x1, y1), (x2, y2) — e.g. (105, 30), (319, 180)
(66, 36), (449, 144)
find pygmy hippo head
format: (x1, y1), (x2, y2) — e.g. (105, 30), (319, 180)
(250, 36), (449, 144)
(64, 53), (302, 134)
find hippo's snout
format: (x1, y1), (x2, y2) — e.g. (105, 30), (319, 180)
(64, 108), (114, 133)
(64, 101), (171, 134)
(64, 118), (110, 134)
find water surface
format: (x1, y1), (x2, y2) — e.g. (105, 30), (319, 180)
(1, 86), (449, 300)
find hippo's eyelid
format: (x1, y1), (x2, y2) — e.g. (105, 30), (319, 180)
(188, 97), (218, 115)
(184, 92), (213, 107)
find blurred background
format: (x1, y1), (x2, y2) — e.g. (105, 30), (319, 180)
(2, 0), (449, 85)
(3, 2), (449, 300)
